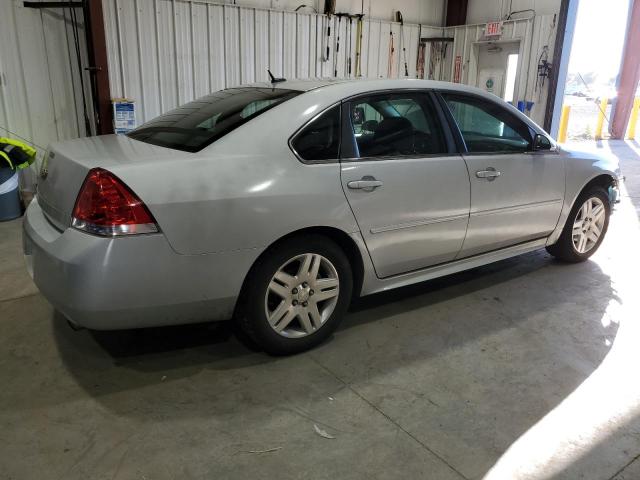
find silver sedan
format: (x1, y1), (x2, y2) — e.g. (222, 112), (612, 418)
(23, 79), (621, 354)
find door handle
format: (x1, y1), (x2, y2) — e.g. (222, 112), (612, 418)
(347, 176), (383, 191)
(475, 167), (501, 181)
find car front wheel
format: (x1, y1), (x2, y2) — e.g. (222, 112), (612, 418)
(546, 187), (611, 262)
(239, 235), (353, 355)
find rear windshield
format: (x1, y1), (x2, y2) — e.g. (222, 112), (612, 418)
(127, 87), (301, 152)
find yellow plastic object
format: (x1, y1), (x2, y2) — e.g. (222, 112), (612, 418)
(628, 97), (640, 140)
(0, 137), (37, 170)
(558, 105), (570, 143)
(595, 98), (608, 140)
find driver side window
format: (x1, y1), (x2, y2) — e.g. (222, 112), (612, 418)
(350, 92), (446, 158)
(442, 93), (532, 153)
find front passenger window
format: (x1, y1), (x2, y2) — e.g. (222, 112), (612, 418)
(442, 93), (532, 153)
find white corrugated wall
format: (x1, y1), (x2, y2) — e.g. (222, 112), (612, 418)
(0, 0), (559, 173)
(0, 0), (92, 189)
(102, 0), (445, 124)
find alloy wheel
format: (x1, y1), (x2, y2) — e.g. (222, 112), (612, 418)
(264, 253), (340, 338)
(572, 197), (606, 254)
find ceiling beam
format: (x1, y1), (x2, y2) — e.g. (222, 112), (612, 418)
(445, 0), (468, 27)
(23, 1), (83, 8)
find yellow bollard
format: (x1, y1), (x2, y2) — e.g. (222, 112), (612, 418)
(627, 97), (640, 140)
(558, 105), (570, 143)
(595, 97), (608, 140)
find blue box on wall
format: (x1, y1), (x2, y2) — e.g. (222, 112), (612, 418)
(112, 99), (136, 134)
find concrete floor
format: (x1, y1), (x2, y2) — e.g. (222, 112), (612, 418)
(1, 140), (640, 480)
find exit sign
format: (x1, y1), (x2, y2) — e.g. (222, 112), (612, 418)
(485, 21), (503, 36)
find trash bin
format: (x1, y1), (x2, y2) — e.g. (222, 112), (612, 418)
(0, 166), (21, 221)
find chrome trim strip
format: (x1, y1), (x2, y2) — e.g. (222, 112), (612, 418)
(370, 213), (468, 234)
(471, 199), (562, 217)
(524, 148), (559, 155)
(341, 152), (461, 162)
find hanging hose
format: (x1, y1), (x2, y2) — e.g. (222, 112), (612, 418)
(346, 16), (352, 76)
(333, 15), (342, 77)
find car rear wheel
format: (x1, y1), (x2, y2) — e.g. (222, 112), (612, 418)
(546, 187), (611, 262)
(239, 235), (352, 355)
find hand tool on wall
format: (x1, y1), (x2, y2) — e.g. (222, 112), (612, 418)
(322, 0), (335, 63)
(417, 44), (426, 79)
(387, 27), (396, 78)
(395, 11), (409, 77)
(323, 14), (331, 62)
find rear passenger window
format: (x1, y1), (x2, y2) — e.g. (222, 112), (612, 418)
(442, 93), (532, 153)
(128, 87), (300, 152)
(349, 92), (447, 158)
(291, 105), (341, 162)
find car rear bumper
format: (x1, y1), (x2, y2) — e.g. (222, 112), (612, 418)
(23, 197), (258, 330)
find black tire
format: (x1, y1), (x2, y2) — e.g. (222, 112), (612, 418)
(546, 186), (611, 262)
(238, 234), (353, 355)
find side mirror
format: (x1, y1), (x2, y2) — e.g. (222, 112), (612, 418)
(352, 107), (365, 125)
(533, 133), (553, 151)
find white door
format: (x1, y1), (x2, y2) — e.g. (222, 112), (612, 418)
(475, 41), (521, 101)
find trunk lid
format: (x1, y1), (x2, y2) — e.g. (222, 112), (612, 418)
(37, 134), (180, 230)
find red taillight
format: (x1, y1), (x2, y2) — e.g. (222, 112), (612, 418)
(71, 168), (158, 236)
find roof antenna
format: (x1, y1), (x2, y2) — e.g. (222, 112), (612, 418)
(267, 69), (286, 84)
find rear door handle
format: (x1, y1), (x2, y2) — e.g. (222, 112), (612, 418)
(347, 177), (383, 191)
(475, 167), (501, 181)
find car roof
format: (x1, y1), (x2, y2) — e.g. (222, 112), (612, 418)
(250, 78), (352, 91)
(247, 77), (492, 97)
(242, 78), (546, 135)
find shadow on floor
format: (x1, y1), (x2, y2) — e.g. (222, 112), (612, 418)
(52, 246), (618, 422)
